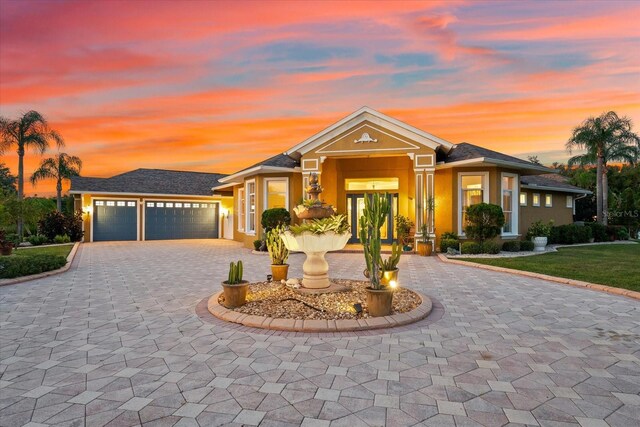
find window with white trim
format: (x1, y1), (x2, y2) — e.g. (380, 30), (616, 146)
(458, 173), (489, 235)
(237, 188), (245, 231)
(520, 192), (527, 206)
(566, 195), (573, 208)
(532, 193), (540, 207)
(264, 178), (288, 210)
(246, 180), (256, 234)
(501, 173), (518, 234)
(545, 194), (553, 207)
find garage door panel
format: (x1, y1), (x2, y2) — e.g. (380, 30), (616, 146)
(145, 201), (218, 240)
(93, 200), (137, 241)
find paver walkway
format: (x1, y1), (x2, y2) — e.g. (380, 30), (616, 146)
(1, 240), (638, 427)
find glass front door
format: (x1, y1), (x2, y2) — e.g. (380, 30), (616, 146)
(346, 193), (397, 244)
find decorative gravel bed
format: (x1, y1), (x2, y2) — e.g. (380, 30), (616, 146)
(218, 279), (421, 320)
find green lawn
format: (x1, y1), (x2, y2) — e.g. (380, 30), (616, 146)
(461, 243), (640, 292)
(13, 244), (74, 258)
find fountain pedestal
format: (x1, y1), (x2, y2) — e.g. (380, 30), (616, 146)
(281, 231), (350, 289)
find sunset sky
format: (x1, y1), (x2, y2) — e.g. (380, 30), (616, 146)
(1, 0), (639, 196)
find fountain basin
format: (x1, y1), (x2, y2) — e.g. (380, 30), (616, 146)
(281, 231), (350, 289)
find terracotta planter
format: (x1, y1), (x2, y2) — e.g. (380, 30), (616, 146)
(417, 242), (432, 256)
(380, 268), (398, 286)
(1, 245), (12, 256)
(221, 281), (249, 308)
(271, 264), (289, 281)
(366, 287), (394, 317)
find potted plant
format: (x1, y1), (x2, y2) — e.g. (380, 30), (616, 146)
(380, 242), (401, 285)
(266, 225), (289, 281)
(527, 220), (553, 252)
(221, 260), (249, 308)
(417, 196), (435, 256)
(394, 215), (414, 251)
(360, 193), (395, 317)
(0, 229), (14, 256)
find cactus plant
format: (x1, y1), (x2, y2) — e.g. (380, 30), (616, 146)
(227, 260), (244, 284)
(359, 193), (390, 290)
(266, 225), (289, 265)
(380, 242), (401, 272)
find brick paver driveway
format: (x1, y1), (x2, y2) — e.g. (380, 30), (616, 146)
(1, 240), (638, 427)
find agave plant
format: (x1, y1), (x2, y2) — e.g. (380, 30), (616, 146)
(289, 214), (350, 235)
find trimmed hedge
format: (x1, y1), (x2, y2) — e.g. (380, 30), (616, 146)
(606, 225), (629, 240)
(0, 254), (67, 279)
(520, 240), (535, 251)
(502, 240), (521, 252)
(461, 242), (482, 255)
(585, 222), (608, 242)
(261, 208), (291, 232)
(549, 224), (592, 244)
(440, 238), (459, 253)
(482, 241), (501, 254)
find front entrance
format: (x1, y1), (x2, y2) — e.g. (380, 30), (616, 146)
(346, 193), (398, 244)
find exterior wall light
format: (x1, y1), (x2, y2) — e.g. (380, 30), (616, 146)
(82, 206), (93, 216)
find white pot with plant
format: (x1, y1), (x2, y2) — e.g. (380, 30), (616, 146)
(527, 220), (553, 252)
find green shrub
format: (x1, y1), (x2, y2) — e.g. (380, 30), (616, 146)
(549, 224), (592, 244)
(461, 241), (482, 255)
(606, 225), (629, 240)
(0, 254), (67, 278)
(261, 208), (291, 232)
(53, 235), (70, 244)
(502, 240), (521, 252)
(482, 241), (501, 254)
(38, 211), (83, 242)
(520, 240), (535, 251)
(440, 238), (459, 253)
(585, 222), (608, 242)
(464, 203), (505, 244)
(6, 233), (20, 246)
(441, 231), (458, 240)
(253, 239), (263, 251)
(617, 227), (630, 240)
(27, 235), (48, 246)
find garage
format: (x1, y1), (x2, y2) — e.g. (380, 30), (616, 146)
(93, 199), (138, 241)
(144, 201), (218, 240)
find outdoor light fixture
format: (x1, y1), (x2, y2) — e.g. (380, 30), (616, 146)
(82, 206), (92, 216)
(220, 207), (229, 218)
(267, 274), (272, 282)
(389, 280), (398, 289)
(353, 303), (363, 314)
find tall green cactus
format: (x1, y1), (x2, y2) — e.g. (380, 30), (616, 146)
(381, 242), (401, 272)
(227, 260), (244, 284)
(359, 193), (390, 290)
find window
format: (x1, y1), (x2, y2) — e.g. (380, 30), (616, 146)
(545, 194), (553, 207)
(501, 173), (518, 235)
(116, 201), (125, 206)
(520, 192), (527, 206)
(458, 173), (489, 235)
(106, 201), (115, 206)
(166, 202), (174, 208)
(345, 178), (399, 191)
(237, 188), (245, 231)
(95, 201), (104, 206)
(127, 201), (136, 207)
(532, 193), (540, 207)
(264, 178), (288, 210)
(193, 203), (200, 208)
(156, 202), (164, 207)
(184, 203), (191, 208)
(175, 202), (183, 208)
(147, 202), (154, 207)
(246, 180), (256, 234)
(201, 203), (207, 208)
(566, 196), (573, 208)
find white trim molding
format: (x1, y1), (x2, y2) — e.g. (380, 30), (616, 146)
(500, 172), (519, 237)
(245, 179), (256, 235)
(302, 158), (319, 171)
(415, 154), (434, 168)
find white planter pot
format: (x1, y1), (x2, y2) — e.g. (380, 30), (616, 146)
(532, 236), (548, 252)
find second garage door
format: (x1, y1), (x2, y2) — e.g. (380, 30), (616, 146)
(144, 201), (218, 240)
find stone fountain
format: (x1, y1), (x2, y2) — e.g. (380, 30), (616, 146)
(280, 173), (350, 289)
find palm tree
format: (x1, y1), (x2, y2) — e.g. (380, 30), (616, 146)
(31, 153), (82, 211)
(0, 111), (64, 237)
(566, 111), (639, 225)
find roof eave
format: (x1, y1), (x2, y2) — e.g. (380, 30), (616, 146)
(436, 157), (554, 174)
(68, 190), (221, 198)
(216, 165), (300, 185)
(521, 184), (592, 195)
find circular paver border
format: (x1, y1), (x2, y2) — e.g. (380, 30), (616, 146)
(207, 288), (433, 332)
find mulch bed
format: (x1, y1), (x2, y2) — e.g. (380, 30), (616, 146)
(219, 279), (421, 320)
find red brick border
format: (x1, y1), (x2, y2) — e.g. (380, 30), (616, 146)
(437, 253), (640, 301)
(207, 289), (433, 332)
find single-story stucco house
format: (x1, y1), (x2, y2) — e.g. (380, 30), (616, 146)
(71, 107), (590, 248)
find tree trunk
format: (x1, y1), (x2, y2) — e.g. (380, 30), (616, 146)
(17, 145), (24, 239)
(56, 178), (62, 212)
(596, 154), (603, 223)
(602, 166), (608, 226)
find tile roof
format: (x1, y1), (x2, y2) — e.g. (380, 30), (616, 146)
(520, 173), (591, 193)
(445, 142), (536, 166)
(70, 169), (227, 196)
